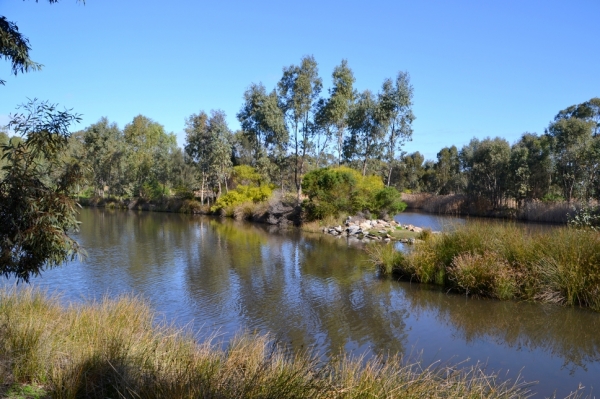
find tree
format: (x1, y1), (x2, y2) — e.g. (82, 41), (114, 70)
(237, 82), (287, 183)
(278, 55), (322, 199)
(460, 137), (511, 210)
(1, 0), (83, 85)
(378, 72), (415, 186)
(396, 151), (425, 192)
(344, 90), (385, 176)
(0, 99), (83, 281)
(433, 145), (462, 194)
(314, 59), (355, 167)
(554, 97), (600, 137)
(123, 115), (177, 198)
(185, 110), (233, 203)
(82, 117), (125, 197)
(547, 118), (596, 202)
(508, 133), (552, 204)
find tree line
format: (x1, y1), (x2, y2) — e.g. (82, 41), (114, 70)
(4, 56), (413, 205)
(3, 59), (598, 213)
(391, 97), (600, 209)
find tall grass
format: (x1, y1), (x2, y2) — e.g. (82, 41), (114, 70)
(372, 222), (600, 310)
(0, 288), (535, 398)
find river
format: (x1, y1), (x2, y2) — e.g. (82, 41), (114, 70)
(2, 208), (598, 397)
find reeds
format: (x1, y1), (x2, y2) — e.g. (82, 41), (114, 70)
(372, 222), (600, 310)
(0, 287), (534, 398)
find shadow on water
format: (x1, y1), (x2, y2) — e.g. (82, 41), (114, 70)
(2, 208), (598, 397)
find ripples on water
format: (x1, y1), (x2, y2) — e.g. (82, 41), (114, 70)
(2, 208), (598, 397)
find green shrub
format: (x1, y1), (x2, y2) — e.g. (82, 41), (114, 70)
(374, 186), (407, 216)
(211, 185), (273, 214)
(302, 167), (406, 220)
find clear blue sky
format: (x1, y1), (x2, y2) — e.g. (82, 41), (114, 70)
(2, 0), (599, 160)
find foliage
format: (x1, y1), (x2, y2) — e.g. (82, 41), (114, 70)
(302, 167), (406, 220)
(0, 16), (42, 85)
(210, 184), (274, 214)
(1, 1), (84, 85)
(379, 71), (415, 186)
(278, 55), (323, 198)
(0, 99), (83, 281)
(185, 110), (233, 203)
(230, 164), (265, 187)
(460, 137), (511, 210)
(568, 203), (600, 231)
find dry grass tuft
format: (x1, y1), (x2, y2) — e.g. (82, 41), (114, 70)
(372, 221), (600, 310)
(0, 287), (537, 399)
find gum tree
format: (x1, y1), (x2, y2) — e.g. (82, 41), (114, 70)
(278, 55), (322, 199)
(378, 72), (415, 186)
(0, 99), (83, 281)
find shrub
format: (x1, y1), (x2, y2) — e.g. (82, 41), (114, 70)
(374, 186), (407, 216)
(302, 167), (406, 220)
(211, 185), (274, 214)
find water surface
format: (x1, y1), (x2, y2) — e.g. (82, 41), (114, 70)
(3, 208), (598, 397)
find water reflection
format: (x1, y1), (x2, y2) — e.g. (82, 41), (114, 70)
(1, 208), (597, 397)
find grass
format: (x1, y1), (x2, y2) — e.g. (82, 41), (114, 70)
(0, 287), (536, 399)
(300, 214), (347, 234)
(369, 221), (600, 310)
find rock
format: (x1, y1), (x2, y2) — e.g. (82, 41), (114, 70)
(347, 226), (361, 235)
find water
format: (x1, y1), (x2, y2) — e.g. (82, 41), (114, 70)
(3, 208), (599, 397)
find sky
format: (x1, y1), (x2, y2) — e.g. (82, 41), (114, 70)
(1, 0), (599, 160)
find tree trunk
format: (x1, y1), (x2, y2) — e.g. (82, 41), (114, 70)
(200, 173), (205, 205)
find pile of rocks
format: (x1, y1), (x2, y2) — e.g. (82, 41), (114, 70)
(322, 217), (424, 243)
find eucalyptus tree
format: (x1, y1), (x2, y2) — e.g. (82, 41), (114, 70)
(508, 133), (552, 203)
(1, 99), (83, 281)
(434, 145), (462, 194)
(546, 117), (596, 202)
(554, 97), (600, 137)
(344, 90), (386, 176)
(184, 110), (233, 203)
(378, 71), (415, 186)
(206, 110), (233, 197)
(82, 117), (125, 197)
(184, 111), (210, 203)
(397, 151), (425, 191)
(123, 115), (176, 197)
(460, 137), (511, 210)
(278, 55), (322, 199)
(1, 0), (84, 85)
(237, 82), (287, 182)
(314, 59), (355, 167)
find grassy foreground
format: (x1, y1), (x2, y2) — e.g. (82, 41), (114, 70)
(0, 288), (535, 399)
(370, 222), (600, 311)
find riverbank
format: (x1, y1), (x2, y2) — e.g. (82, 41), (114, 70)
(0, 287), (535, 398)
(401, 193), (576, 224)
(371, 221), (600, 311)
(80, 195), (303, 226)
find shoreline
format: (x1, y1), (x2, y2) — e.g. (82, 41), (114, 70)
(401, 193), (576, 224)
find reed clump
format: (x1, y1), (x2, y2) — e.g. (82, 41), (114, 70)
(0, 287), (534, 398)
(378, 222), (600, 310)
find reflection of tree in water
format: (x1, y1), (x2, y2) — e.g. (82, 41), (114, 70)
(183, 219), (408, 358)
(77, 209), (195, 290)
(401, 285), (600, 371)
